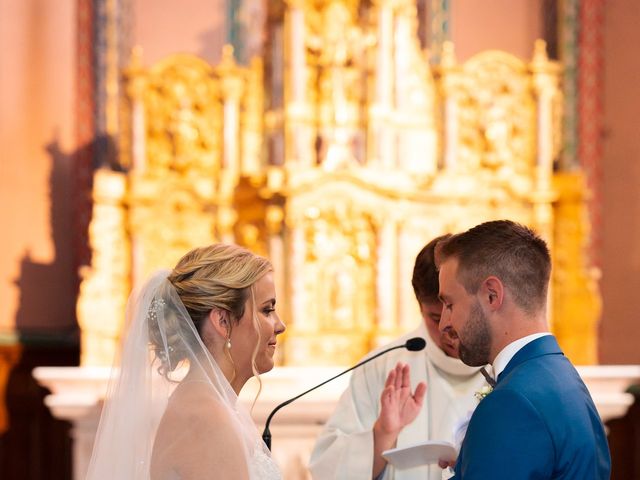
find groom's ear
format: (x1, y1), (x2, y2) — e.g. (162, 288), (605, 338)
(208, 309), (230, 338)
(481, 276), (504, 311)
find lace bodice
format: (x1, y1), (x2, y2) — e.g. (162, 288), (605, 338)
(249, 440), (282, 480)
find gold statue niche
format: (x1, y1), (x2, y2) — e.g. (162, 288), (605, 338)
(78, 1), (600, 368)
(305, 0), (373, 169)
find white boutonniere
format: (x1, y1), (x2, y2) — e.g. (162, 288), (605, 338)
(474, 385), (493, 402)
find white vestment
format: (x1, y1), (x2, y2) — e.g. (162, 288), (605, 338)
(308, 323), (488, 480)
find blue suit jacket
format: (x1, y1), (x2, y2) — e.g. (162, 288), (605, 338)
(453, 335), (611, 479)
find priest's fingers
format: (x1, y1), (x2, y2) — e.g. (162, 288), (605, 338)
(380, 385), (395, 407)
(384, 366), (397, 389)
(394, 363), (404, 390)
(413, 381), (427, 406)
(400, 363), (412, 389)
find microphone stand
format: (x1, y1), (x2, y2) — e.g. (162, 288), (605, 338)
(262, 338), (425, 450)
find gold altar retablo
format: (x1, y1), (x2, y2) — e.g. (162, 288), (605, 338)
(77, 1), (599, 367)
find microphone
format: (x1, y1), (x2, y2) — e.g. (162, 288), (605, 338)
(261, 336), (426, 450)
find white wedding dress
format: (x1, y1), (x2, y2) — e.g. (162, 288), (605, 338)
(249, 440), (282, 479)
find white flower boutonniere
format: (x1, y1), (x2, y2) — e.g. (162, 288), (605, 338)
(474, 385), (493, 402)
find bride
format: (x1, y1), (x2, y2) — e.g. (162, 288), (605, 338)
(86, 244), (285, 479)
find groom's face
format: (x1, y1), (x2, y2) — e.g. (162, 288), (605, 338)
(438, 257), (492, 366)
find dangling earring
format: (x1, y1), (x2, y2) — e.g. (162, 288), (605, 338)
(224, 334), (236, 382)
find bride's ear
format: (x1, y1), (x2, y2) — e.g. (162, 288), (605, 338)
(208, 308), (230, 338)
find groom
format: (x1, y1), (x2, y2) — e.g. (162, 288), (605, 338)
(436, 220), (610, 479)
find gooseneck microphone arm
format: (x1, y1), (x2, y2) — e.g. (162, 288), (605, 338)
(261, 336), (426, 451)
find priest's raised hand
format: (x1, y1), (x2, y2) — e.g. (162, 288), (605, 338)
(372, 363), (427, 478)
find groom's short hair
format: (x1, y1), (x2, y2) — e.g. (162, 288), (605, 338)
(436, 220), (551, 314)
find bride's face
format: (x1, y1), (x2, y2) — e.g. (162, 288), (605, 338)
(233, 272), (285, 376)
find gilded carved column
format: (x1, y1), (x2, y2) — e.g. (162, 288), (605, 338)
(77, 169), (130, 366)
(531, 40), (561, 330)
(392, 0), (438, 175)
(530, 42), (559, 252)
(286, 0), (306, 106)
(284, 223), (309, 363)
(284, 0), (314, 167)
(376, 220), (398, 337)
(266, 205), (285, 308)
(217, 46), (245, 244)
(552, 173), (600, 364)
(218, 45), (245, 181)
(369, 0), (395, 167)
(396, 223), (420, 332)
(241, 57), (264, 177)
(531, 40), (560, 194)
(438, 42), (460, 170)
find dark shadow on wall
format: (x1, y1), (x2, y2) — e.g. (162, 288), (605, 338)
(1, 133), (119, 479)
(197, 25), (226, 65)
(12, 133), (120, 338)
(13, 137), (79, 339)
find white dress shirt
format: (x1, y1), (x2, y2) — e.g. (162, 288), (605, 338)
(492, 332), (552, 382)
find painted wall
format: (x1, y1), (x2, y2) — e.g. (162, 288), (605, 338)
(0, 0), (76, 334)
(133, 0), (227, 66)
(600, 0), (640, 364)
(451, 0), (543, 62)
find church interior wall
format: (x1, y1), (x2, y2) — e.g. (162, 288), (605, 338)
(0, 0), (77, 335)
(132, 0), (226, 66)
(451, 0), (543, 61)
(600, 0), (640, 364)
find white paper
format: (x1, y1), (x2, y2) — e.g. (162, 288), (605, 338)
(382, 440), (457, 470)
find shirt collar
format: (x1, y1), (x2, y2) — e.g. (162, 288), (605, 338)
(492, 332), (552, 381)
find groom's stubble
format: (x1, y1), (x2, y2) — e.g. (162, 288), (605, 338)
(458, 299), (492, 367)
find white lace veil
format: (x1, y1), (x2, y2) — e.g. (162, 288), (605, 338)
(86, 270), (267, 479)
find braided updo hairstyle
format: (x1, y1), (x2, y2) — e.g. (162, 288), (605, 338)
(148, 244), (272, 376)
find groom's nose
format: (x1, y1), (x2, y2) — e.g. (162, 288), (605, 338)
(438, 309), (452, 333)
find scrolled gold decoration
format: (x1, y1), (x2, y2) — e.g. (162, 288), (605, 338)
(284, 204), (376, 365)
(142, 54), (223, 178)
(452, 51), (537, 186)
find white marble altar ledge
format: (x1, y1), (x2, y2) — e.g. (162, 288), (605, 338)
(33, 364), (640, 480)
